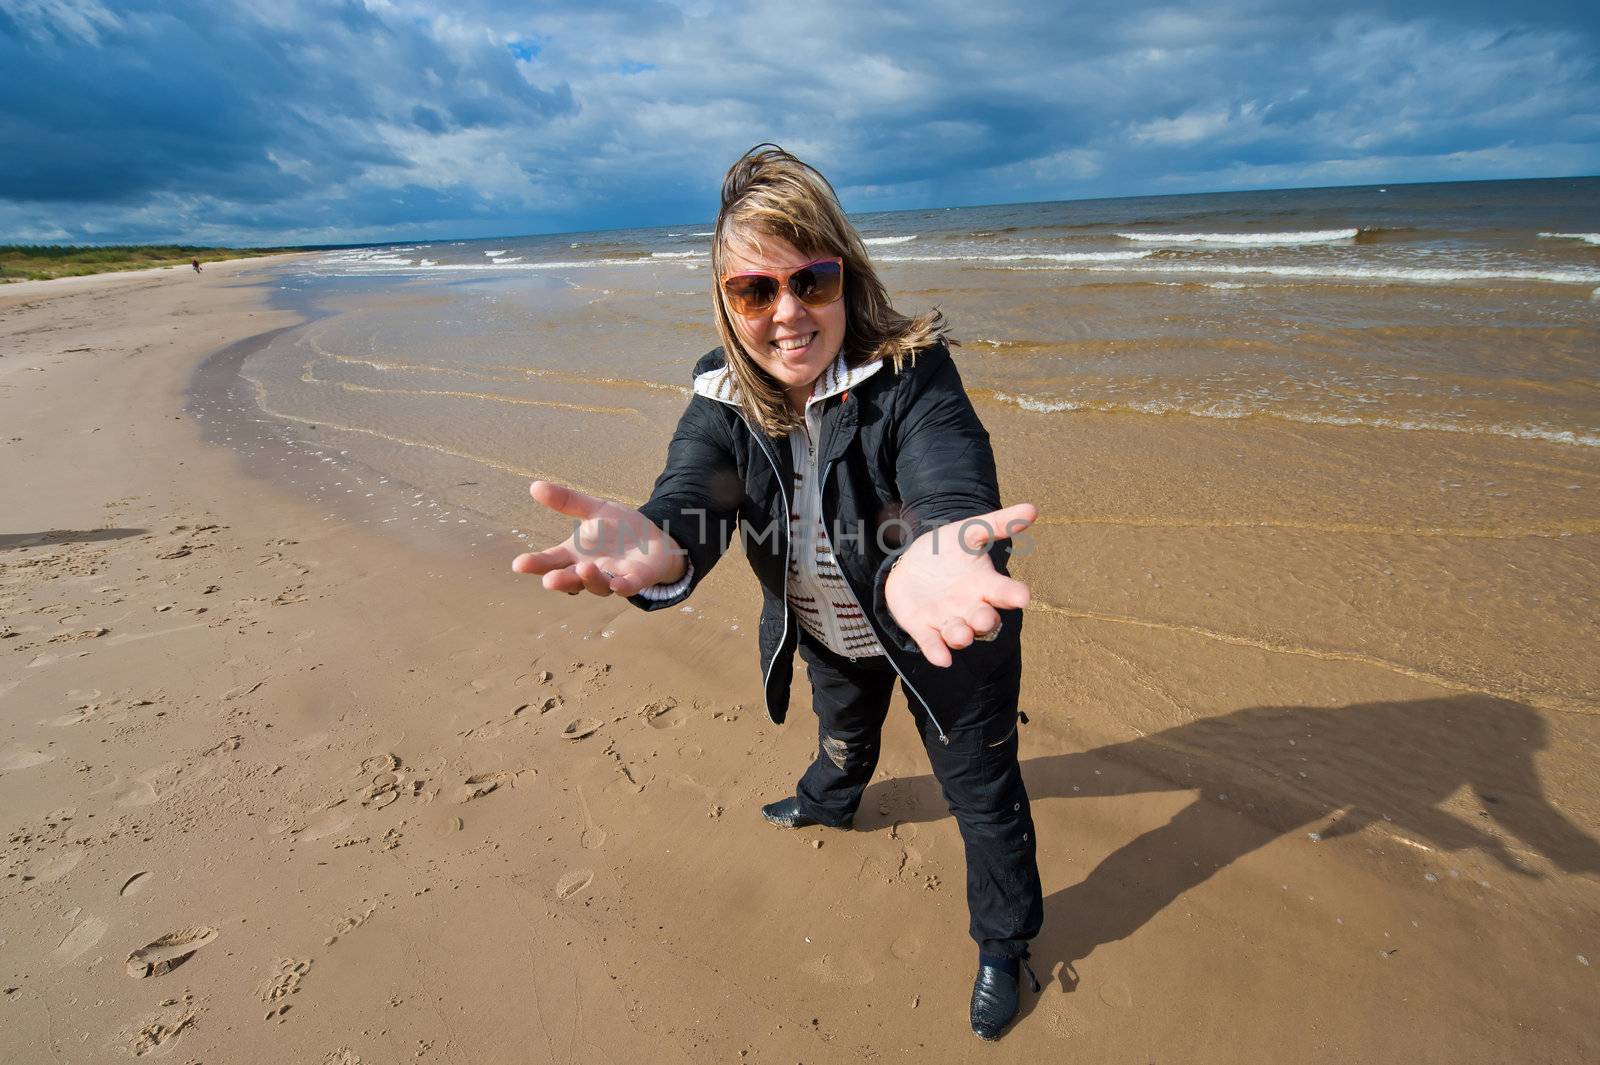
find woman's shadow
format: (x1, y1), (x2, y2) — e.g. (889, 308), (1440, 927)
(865, 693), (1600, 992)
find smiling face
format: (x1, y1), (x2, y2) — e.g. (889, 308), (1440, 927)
(720, 231), (847, 414)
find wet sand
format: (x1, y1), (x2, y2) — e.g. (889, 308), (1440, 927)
(1, 262), (1597, 1063)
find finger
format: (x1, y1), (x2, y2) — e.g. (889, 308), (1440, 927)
(541, 567), (585, 595)
(956, 502), (1038, 552)
(909, 624), (954, 669)
(511, 545), (576, 574)
(966, 603), (1001, 635)
(529, 480), (607, 521)
(606, 565), (656, 597)
(982, 573), (1032, 611)
(940, 616), (975, 650)
(573, 560), (614, 597)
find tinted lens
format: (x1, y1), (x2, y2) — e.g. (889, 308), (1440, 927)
(792, 260), (843, 306)
(723, 274), (779, 315)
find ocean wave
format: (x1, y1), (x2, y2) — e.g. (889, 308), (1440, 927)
(877, 250), (1154, 264)
(1011, 260), (1600, 287)
(1539, 232), (1600, 246)
(986, 391), (1600, 447)
(691, 231), (715, 237)
(650, 251), (704, 258)
(326, 257), (666, 274)
(483, 249), (507, 256)
(1117, 229), (1360, 245)
(863, 235), (917, 245)
(324, 253), (414, 267)
(490, 256), (524, 264)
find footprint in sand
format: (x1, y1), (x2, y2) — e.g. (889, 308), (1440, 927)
(258, 957), (312, 1018)
(26, 847), (85, 884)
(555, 869), (594, 900)
(0, 746), (54, 774)
(1098, 980), (1133, 1008)
(642, 701), (688, 730)
(889, 933), (924, 961)
(120, 871), (153, 898)
(453, 771), (518, 804)
(116, 763), (207, 808)
(295, 806), (357, 842)
(803, 952), (876, 986)
(53, 915), (109, 966)
(131, 1010), (196, 1057)
(357, 753), (400, 776)
(126, 926), (219, 978)
(576, 785), (606, 849)
(561, 718), (602, 741)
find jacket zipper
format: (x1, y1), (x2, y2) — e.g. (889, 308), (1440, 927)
(816, 448), (949, 745)
(744, 421), (792, 727)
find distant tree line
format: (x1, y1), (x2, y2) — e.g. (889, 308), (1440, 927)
(0, 244), (298, 281)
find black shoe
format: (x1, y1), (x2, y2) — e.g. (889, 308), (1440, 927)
(760, 796), (851, 830)
(970, 953), (1040, 1041)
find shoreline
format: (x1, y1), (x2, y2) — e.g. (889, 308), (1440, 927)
(2, 263), (1597, 1063)
(0, 252), (308, 292)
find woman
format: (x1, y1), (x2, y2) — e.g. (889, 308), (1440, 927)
(512, 144), (1043, 1040)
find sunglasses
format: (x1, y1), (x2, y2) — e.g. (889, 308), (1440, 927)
(719, 257), (844, 317)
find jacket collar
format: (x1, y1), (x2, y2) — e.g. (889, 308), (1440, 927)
(692, 350), (884, 410)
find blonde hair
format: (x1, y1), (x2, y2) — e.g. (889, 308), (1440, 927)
(711, 144), (951, 436)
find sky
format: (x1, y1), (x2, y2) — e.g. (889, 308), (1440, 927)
(1, 0), (1596, 246)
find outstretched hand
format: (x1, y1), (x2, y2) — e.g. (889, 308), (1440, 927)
(884, 502), (1035, 667)
(510, 480), (685, 597)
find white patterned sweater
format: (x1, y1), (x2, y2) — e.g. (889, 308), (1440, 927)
(639, 352), (889, 660)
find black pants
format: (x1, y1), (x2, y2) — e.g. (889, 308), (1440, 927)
(792, 631), (1043, 959)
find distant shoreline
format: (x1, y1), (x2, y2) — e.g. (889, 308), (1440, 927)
(0, 244), (299, 283)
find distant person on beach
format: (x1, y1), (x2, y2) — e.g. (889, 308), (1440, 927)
(512, 144), (1042, 1040)
(192, 258), (202, 273)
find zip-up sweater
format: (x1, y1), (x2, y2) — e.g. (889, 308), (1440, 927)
(640, 351), (888, 660)
(626, 342), (1022, 743)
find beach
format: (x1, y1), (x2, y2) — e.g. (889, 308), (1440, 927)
(3, 197), (1599, 1065)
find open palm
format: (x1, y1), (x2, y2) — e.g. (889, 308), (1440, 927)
(885, 502), (1035, 667)
(510, 480), (685, 597)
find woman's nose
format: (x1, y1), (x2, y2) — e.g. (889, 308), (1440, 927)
(771, 287), (810, 326)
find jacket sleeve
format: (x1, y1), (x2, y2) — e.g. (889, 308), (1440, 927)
(626, 395), (742, 611)
(869, 346), (1008, 653)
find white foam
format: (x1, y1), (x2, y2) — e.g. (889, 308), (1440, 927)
(490, 256), (524, 264)
(483, 249), (507, 256)
(1117, 229), (1360, 245)
(691, 231), (714, 237)
(1538, 232), (1600, 246)
(330, 258), (653, 274)
(877, 250), (1154, 265)
(990, 392), (1600, 447)
(1018, 260), (1600, 287)
(418, 259), (438, 267)
(864, 235), (917, 245)
(650, 251), (703, 258)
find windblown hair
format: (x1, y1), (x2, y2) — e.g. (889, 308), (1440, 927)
(711, 143), (950, 436)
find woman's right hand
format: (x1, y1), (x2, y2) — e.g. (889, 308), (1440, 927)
(510, 480), (686, 598)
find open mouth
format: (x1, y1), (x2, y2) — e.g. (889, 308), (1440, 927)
(772, 331), (816, 355)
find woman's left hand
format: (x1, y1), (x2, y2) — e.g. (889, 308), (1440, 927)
(884, 502), (1036, 668)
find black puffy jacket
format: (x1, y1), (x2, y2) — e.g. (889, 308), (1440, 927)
(627, 342), (1022, 743)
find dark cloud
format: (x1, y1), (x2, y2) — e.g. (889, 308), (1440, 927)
(0, 0), (1593, 244)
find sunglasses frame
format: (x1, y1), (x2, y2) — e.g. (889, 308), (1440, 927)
(718, 256), (845, 318)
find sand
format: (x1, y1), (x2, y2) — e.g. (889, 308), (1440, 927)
(1, 261), (1597, 1063)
